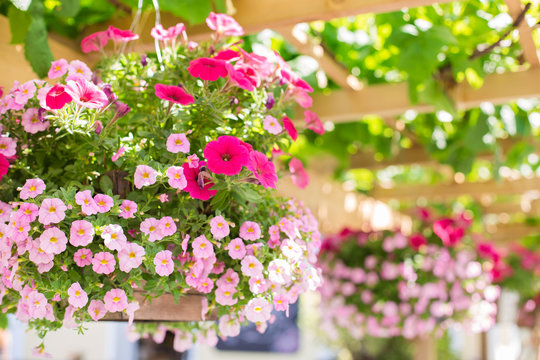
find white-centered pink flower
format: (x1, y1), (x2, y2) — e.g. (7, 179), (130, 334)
(154, 250), (174, 276)
(166, 133), (190, 153)
(38, 198), (67, 225)
(209, 215), (230, 240)
(166, 166), (187, 190)
(65, 77), (108, 109)
(39, 227), (67, 254)
(69, 220), (94, 246)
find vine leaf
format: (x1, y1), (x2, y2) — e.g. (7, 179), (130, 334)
(55, 0), (81, 18)
(8, 5), (32, 44)
(24, 17), (54, 78)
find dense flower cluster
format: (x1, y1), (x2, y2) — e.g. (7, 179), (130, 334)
(0, 12), (322, 355)
(318, 210), (500, 342)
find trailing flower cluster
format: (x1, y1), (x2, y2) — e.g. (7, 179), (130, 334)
(317, 209), (500, 343)
(0, 12), (323, 355)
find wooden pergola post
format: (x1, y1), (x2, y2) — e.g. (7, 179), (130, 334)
(413, 336), (437, 360)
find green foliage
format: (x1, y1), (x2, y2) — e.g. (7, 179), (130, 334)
(24, 16), (54, 77)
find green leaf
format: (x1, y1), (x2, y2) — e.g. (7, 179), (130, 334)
(99, 175), (114, 193)
(8, 6), (32, 44)
(9, 0), (31, 11)
(24, 17), (54, 78)
(160, 0), (213, 24)
(55, 0), (81, 18)
(0, 314), (8, 329)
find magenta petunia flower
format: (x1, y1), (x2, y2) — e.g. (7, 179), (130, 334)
(94, 194), (113, 213)
(203, 135), (250, 176)
(240, 255), (263, 277)
(67, 282), (88, 308)
(0, 155), (8, 182)
(74, 248), (93, 267)
(154, 84), (194, 105)
(69, 220), (94, 246)
(88, 299), (106, 321)
(289, 157), (309, 189)
(166, 166), (187, 190)
(187, 58), (228, 81)
(118, 242), (145, 273)
(433, 219), (464, 247)
(263, 115), (282, 135)
(205, 12), (244, 36)
(134, 165), (158, 189)
(304, 110), (325, 135)
(209, 215), (229, 240)
(409, 233), (427, 251)
(92, 251), (116, 274)
(166, 133), (190, 154)
(48, 59), (69, 79)
(239, 221), (261, 241)
(81, 31), (110, 53)
(75, 190), (99, 215)
(39, 227), (67, 255)
(182, 162), (217, 201)
(118, 200), (137, 219)
(140, 217), (164, 242)
(21, 108), (49, 134)
(192, 235), (214, 259)
(65, 77), (108, 109)
(107, 26), (139, 43)
(282, 116), (298, 141)
(154, 250), (174, 276)
(46, 84), (73, 110)
(20, 178), (46, 200)
(244, 298), (272, 323)
(226, 238), (246, 260)
(103, 288), (128, 312)
(38, 198), (67, 225)
(247, 151), (277, 189)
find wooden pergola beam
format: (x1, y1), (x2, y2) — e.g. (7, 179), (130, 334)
(371, 176), (540, 201)
(488, 223), (540, 245)
(310, 67), (540, 123)
(504, 0), (540, 67)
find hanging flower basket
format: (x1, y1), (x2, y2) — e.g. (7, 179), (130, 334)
(317, 208), (500, 342)
(0, 12), (324, 355)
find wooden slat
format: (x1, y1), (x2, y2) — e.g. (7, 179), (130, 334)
(488, 222), (540, 245)
(483, 198), (540, 216)
(504, 0), (540, 67)
(310, 67), (540, 123)
(102, 292), (212, 322)
(278, 26), (362, 90)
(371, 176), (540, 201)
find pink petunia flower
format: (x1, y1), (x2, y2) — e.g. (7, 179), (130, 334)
(92, 252), (116, 274)
(217, 268), (239, 288)
(263, 115), (282, 135)
(433, 219), (465, 247)
(45, 84), (73, 110)
(239, 221), (261, 241)
(13, 81), (36, 105)
(94, 194), (114, 213)
(206, 12), (244, 36)
(16, 202), (39, 224)
(0, 136), (17, 158)
(166, 166), (187, 190)
(166, 133), (190, 153)
(39, 227), (67, 254)
(88, 299), (106, 321)
(241, 255), (263, 277)
(304, 110), (325, 135)
(38, 198), (67, 225)
(107, 26), (139, 43)
(65, 77), (108, 109)
(187, 154), (199, 168)
(151, 23), (185, 42)
(154, 84), (194, 105)
(182, 162), (217, 201)
(289, 158), (309, 189)
(226, 238), (246, 260)
(187, 58), (228, 81)
(154, 250), (174, 276)
(134, 165), (158, 189)
(74, 248), (93, 267)
(209, 215), (230, 240)
(282, 116), (298, 141)
(67, 282), (88, 308)
(67, 60), (92, 80)
(101, 224), (127, 251)
(203, 135), (250, 176)
(247, 151), (278, 189)
(140, 217), (164, 242)
(81, 31), (109, 53)
(159, 193), (169, 202)
(245, 298), (272, 323)
(248, 275), (268, 294)
(21, 108), (49, 134)
(103, 288), (128, 312)
(0, 155), (8, 181)
(48, 59), (69, 79)
(69, 220), (94, 246)
(218, 314), (241, 337)
(159, 216), (177, 237)
(75, 190), (99, 215)
(192, 235), (214, 259)
(196, 277), (215, 294)
(268, 259), (292, 285)
(111, 146), (125, 162)
(20, 178), (45, 200)
(0, 201), (11, 223)
(215, 285), (238, 306)
(273, 293), (289, 312)
(27, 291), (49, 319)
(118, 242), (145, 273)
(28, 239), (54, 265)
(118, 200), (137, 219)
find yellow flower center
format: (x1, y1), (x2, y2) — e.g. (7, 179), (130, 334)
(235, 245), (240, 250)
(200, 243), (206, 249)
(224, 291), (231, 296)
(78, 229), (85, 235)
(254, 306), (262, 312)
(24, 209), (31, 215)
(75, 291), (80, 296)
(248, 263), (255, 268)
(100, 259), (108, 265)
(217, 223), (223, 228)
(55, 65), (61, 71)
(50, 237), (57, 243)
(48, 207), (56, 213)
(98, 201), (105, 206)
(111, 233), (117, 240)
(84, 199), (89, 205)
(80, 254), (86, 259)
(162, 259), (168, 265)
(113, 296), (120, 302)
(142, 172), (149, 179)
(174, 173), (180, 179)
(175, 139), (183, 145)
(0, 144), (6, 149)
(149, 226), (155, 232)
(124, 206), (130, 212)
(129, 252), (136, 258)
(247, 228), (254, 233)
